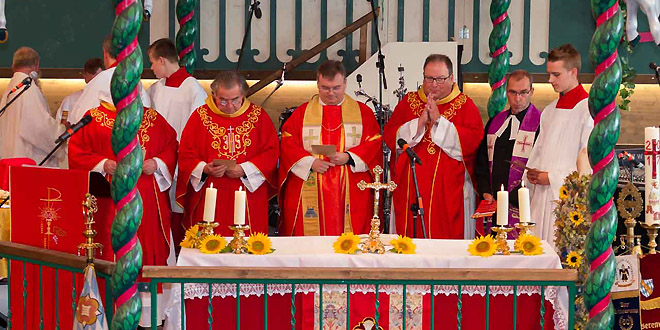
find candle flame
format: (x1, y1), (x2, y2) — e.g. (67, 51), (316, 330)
(239, 186), (243, 191)
(521, 181), (526, 188)
(501, 184), (504, 191)
(210, 183), (214, 189)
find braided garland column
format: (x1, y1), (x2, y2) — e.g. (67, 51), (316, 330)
(176, 0), (197, 74)
(585, 1), (623, 329)
(110, 0), (144, 328)
(486, 0), (510, 118)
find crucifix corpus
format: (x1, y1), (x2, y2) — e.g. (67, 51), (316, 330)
(357, 165), (397, 254)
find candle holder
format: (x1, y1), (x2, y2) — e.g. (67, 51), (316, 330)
(633, 235), (643, 256)
(514, 222), (536, 237)
(198, 221), (219, 239)
(492, 225), (514, 255)
(228, 224), (250, 254)
(641, 223), (660, 254)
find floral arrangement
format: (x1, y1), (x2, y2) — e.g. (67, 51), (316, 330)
(180, 225), (274, 255)
(553, 171), (591, 329)
(467, 235), (497, 257)
(514, 233), (543, 256)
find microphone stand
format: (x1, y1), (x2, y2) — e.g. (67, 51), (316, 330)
(260, 63), (286, 107)
(409, 159), (427, 238)
(235, 0), (261, 71)
(0, 83), (31, 118)
(367, 0), (393, 233)
(654, 68), (660, 88)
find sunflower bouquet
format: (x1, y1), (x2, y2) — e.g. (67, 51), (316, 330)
(552, 171), (591, 328)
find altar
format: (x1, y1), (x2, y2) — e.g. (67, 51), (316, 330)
(165, 236), (570, 330)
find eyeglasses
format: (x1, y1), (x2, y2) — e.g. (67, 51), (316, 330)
(506, 89), (531, 97)
(215, 96), (243, 107)
(423, 75), (451, 84)
(319, 85), (343, 93)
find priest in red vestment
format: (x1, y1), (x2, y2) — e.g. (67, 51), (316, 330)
(279, 60), (382, 236)
(176, 71), (278, 236)
(68, 93), (178, 267)
(384, 54), (483, 239)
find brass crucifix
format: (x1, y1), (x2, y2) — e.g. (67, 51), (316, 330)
(357, 165), (397, 254)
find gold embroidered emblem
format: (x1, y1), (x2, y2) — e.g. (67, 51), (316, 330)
(198, 105), (261, 160)
(89, 107), (158, 149)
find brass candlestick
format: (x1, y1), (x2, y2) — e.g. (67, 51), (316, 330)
(198, 221), (219, 238)
(357, 166), (397, 254)
(77, 194), (103, 263)
(633, 235), (643, 256)
(514, 222), (536, 237)
(641, 223), (660, 254)
(492, 225), (513, 255)
(229, 224), (250, 254)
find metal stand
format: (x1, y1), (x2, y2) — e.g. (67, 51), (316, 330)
(235, 0), (261, 71)
(229, 224), (250, 254)
(410, 160), (427, 238)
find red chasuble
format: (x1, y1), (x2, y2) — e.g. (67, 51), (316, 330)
(278, 95), (382, 236)
(68, 103), (177, 266)
(384, 87), (483, 238)
(176, 97), (278, 236)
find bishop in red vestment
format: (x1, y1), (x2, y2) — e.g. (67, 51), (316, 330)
(68, 99), (178, 267)
(384, 54), (483, 239)
(176, 72), (278, 236)
(279, 60), (382, 236)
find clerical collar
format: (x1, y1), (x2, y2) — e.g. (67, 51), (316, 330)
(556, 84), (588, 109)
(417, 83), (460, 105)
(165, 67), (191, 88)
(205, 95), (251, 117)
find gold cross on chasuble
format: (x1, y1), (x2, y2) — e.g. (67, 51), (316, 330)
(348, 126), (361, 145)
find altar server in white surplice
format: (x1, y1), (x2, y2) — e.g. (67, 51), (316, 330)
(68, 35), (151, 125)
(147, 38), (207, 140)
(56, 58), (103, 122)
(525, 44), (594, 248)
(147, 38), (207, 245)
(0, 47), (65, 167)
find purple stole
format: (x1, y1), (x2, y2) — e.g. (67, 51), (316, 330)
(486, 104), (541, 230)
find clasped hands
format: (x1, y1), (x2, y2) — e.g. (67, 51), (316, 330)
(526, 168), (549, 185)
(311, 152), (350, 174)
(103, 158), (158, 176)
(203, 162), (245, 179)
(417, 92), (442, 132)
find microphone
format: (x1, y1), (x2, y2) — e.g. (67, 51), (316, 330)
(7, 71), (38, 95)
(55, 114), (92, 144)
(356, 74), (363, 88)
(651, 62), (659, 72)
(397, 138), (422, 165)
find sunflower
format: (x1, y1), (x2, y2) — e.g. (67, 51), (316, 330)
(180, 225), (201, 248)
(199, 234), (227, 254)
(566, 251), (582, 268)
(333, 232), (361, 254)
(467, 235), (497, 257)
(516, 234), (543, 256)
(247, 232), (273, 255)
(390, 235), (416, 254)
(569, 211), (584, 226)
(559, 186), (569, 200)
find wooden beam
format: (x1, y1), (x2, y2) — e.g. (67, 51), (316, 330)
(246, 7), (380, 96)
(0, 241), (116, 276)
(143, 266), (577, 282)
(359, 25), (368, 64)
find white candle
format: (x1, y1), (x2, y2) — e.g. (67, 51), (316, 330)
(645, 127), (660, 225)
(203, 183), (217, 223)
(518, 181), (531, 223)
(234, 186), (246, 225)
(496, 184), (508, 226)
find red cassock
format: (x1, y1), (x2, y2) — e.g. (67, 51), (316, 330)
(384, 87), (483, 238)
(176, 97), (278, 236)
(278, 95), (382, 236)
(68, 103), (177, 267)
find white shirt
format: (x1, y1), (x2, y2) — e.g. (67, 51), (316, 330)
(147, 76), (207, 140)
(0, 72), (65, 167)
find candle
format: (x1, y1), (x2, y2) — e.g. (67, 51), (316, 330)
(234, 186), (246, 225)
(645, 127), (660, 225)
(496, 184), (508, 226)
(203, 183), (217, 223)
(518, 181), (531, 223)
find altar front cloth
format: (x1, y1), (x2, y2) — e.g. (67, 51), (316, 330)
(168, 236), (569, 330)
